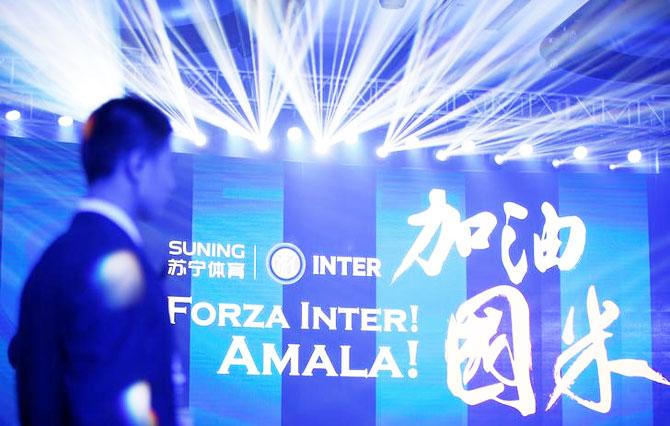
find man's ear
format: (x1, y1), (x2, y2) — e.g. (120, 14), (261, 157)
(123, 149), (146, 185)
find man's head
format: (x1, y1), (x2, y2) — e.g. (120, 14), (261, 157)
(81, 96), (175, 220)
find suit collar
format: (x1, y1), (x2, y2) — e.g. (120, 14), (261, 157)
(77, 198), (142, 246)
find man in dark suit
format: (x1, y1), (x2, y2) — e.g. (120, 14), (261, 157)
(10, 97), (177, 425)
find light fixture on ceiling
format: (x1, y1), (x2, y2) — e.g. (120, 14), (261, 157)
(287, 126), (303, 143)
(573, 145), (588, 160)
(58, 115), (74, 127)
(518, 142), (533, 157)
(627, 149), (642, 164)
(379, 0), (407, 9)
(5, 110), (21, 121)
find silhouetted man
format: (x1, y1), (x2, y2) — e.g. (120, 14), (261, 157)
(11, 96), (177, 425)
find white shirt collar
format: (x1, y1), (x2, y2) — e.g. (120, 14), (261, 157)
(78, 198), (142, 246)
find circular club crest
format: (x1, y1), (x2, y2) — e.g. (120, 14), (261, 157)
(266, 243), (306, 285)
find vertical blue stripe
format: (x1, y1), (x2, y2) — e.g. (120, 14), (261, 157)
(0, 138), (84, 426)
(560, 174), (652, 426)
(465, 171), (561, 426)
(647, 174), (670, 426)
(150, 154), (194, 409)
(282, 163), (376, 425)
(376, 168), (467, 425)
(190, 157), (284, 425)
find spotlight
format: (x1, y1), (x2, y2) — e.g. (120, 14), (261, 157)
(314, 142), (330, 156)
(192, 132), (208, 147)
(435, 148), (450, 162)
(552, 159), (561, 168)
(376, 146), (389, 159)
(255, 138), (271, 152)
(627, 149), (642, 164)
(494, 154), (505, 165)
(5, 110), (21, 121)
(461, 139), (476, 153)
(573, 145), (588, 160)
(287, 126), (303, 143)
(519, 143), (533, 157)
(58, 115), (74, 127)
(345, 134), (359, 145)
(609, 164), (617, 171)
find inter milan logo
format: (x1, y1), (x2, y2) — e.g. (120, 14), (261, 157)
(266, 243), (306, 285)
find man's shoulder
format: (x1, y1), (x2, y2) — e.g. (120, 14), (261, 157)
(31, 212), (141, 281)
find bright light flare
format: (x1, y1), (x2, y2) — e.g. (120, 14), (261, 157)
(435, 148), (450, 161)
(255, 137), (272, 152)
(376, 146), (389, 158)
(287, 126), (303, 143)
(573, 145), (588, 160)
(518, 143), (534, 157)
(628, 149), (642, 164)
(345, 134), (359, 145)
(314, 141), (331, 156)
(192, 132), (208, 147)
(58, 115), (74, 127)
(494, 154), (505, 165)
(5, 110), (21, 121)
(552, 159), (561, 168)
(461, 139), (476, 153)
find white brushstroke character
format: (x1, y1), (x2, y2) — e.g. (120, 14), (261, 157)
(445, 285), (536, 416)
(501, 202), (529, 285)
(502, 201), (586, 284)
(392, 188), (496, 283)
(546, 285), (670, 413)
(534, 202), (586, 273)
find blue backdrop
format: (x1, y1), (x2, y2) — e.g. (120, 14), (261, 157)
(1, 137), (669, 425)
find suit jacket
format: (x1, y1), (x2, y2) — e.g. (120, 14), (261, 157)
(11, 212), (176, 426)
